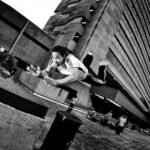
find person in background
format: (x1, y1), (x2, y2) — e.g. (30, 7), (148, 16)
(0, 46), (7, 63)
(103, 110), (113, 126)
(115, 114), (127, 136)
(0, 46), (17, 78)
(66, 95), (78, 113)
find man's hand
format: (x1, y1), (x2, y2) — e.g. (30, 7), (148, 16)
(27, 65), (41, 76)
(45, 76), (58, 86)
(51, 62), (58, 68)
(90, 73), (106, 84)
(40, 70), (48, 79)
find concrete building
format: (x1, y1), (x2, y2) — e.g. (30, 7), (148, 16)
(43, 0), (150, 123)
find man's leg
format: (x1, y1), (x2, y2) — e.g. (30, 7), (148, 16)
(98, 60), (108, 82)
(82, 61), (108, 86)
(83, 51), (93, 68)
(83, 51), (108, 82)
(82, 74), (106, 86)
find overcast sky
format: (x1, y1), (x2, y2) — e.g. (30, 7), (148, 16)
(2, 0), (61, 29)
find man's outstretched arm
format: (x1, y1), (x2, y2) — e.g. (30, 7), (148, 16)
(45, 68), (85, 86)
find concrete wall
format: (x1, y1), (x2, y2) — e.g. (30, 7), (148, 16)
(0, 1), (54, 68)
(0, 2), (57, 150)
(79, 0), (125, 73)
(20, 71), (92, 108)
(106, 0), (150, 110)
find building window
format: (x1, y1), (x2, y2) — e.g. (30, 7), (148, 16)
(81, 17), (88, 27)
(73, 32), (81, 43)
(89, 5), (96, 15)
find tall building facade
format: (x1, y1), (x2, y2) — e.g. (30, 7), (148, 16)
(43, 0), (150, 122)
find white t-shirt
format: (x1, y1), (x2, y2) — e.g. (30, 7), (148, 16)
(119, 117), (127, 127)
(57, 54), (88, 79)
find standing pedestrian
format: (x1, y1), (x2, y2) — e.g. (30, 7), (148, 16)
(115, 114), (127, 135)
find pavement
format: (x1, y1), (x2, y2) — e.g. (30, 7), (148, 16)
(69, 112), (150, 150)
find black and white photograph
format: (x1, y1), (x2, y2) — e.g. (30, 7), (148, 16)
(0, 0), (150, 149)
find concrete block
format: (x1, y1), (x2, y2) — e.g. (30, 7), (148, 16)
(67, 81), (92, 108)
(19, 71), (40, 91)
(35, 79), (68, 103)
